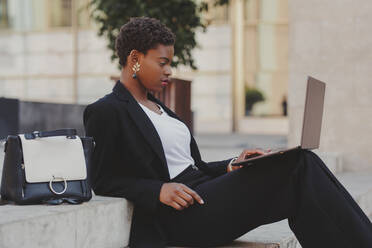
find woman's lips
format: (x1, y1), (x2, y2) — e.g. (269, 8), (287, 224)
(161, 79), (169, 86)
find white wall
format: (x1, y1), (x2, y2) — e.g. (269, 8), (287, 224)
(288, 0), (372, 171)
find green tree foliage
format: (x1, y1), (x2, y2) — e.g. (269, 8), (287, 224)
(90, 0), (228, 70)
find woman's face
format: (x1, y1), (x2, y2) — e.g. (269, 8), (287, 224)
(137, 44), (174, 92)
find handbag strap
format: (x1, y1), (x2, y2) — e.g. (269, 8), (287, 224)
(24, 129), (77, 140)
(0, 197), (84, 205)
(43, 198), (84, 205)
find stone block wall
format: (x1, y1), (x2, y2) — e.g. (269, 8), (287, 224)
(0, 30), (117, 103)
(179, 25), (232, 133)
(0, 25), (232, 134)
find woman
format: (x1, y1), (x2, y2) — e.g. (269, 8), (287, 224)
(83, 17), (372, 248)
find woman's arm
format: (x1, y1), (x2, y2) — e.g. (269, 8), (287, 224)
(200, 158), (236, 175)
(189, 135), (234, 176)
(83, 103), (165, 214)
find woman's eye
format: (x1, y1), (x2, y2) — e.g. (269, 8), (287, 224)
(160, 62), (166, 66)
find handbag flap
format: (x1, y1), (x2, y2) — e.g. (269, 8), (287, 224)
(19, 135), (87, 183)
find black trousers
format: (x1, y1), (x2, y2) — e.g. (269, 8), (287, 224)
(156, 149), (372, 247)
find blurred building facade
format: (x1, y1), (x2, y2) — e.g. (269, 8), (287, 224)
(288, 0), (372, 170)
(1, 0), (371, 177)
(0, 0), (289, 134)
(0, 0), (116, 104)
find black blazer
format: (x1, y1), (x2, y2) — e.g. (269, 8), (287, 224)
(83, 81), (233, 247)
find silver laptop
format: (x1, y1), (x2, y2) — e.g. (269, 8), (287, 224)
(232, 76), (326, 166)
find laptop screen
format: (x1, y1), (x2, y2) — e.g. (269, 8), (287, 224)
(300, 76), (326, 149)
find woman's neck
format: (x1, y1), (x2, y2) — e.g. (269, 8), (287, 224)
(120, 68), (148, 102)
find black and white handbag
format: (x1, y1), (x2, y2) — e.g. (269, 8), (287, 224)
(0, 129), (94, 205)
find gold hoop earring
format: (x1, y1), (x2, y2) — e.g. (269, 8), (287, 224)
(132, 62), (141, 78)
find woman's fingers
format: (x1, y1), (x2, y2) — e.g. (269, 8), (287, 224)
(176, 189), (194, 205)
(251, 149), (265, 154)
(171, 201), (184, 211)
(163, 183), (205, 210)
(240, 149), (263, 157)
(233, 165), (243, 170)
(237, 149), (263, 161)
(237, 150), (247, 160)
(182, 185), (204, 205)
(160, 183), (205, 210)
(173, 195), (190, 208)
(234, 149), (270, 165)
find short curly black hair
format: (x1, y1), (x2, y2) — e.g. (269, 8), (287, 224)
(115, 17), (176, 67)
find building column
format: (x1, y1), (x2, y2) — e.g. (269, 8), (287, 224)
(72, 0), (79, 103)
(230, 0), (245, 132)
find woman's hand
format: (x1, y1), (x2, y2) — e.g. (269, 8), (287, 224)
(227, 160), (243, 173)
(159, 182), (204, 211)
(227, 148), (271, 173)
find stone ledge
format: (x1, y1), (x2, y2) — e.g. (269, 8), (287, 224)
(0, 196), (133, 248)
(1, 170), (372, 248)
(1, 139), (371, 248)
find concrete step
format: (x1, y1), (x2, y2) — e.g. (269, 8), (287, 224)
(0, 195), (134, 248)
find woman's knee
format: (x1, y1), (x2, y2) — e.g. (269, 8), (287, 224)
(300, 149), (324, 165)
(285, 149), (312, 177)
(294, 149), (318, 162)
(294, 149), (331, 179)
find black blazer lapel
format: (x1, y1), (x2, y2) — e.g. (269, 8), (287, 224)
(112, 81), (170, 179)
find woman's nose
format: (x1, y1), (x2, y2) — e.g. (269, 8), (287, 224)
(164, 66), (172, 76)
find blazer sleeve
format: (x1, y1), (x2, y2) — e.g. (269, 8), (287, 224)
(200, 158), (235, 176)
(189, 135), (235, 177)
(83, 103), (165, 214)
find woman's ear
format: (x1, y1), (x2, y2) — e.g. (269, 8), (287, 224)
(129, 50), (143, 79)
(129, 50), (142, 65)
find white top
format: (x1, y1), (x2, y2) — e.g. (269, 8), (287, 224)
(138, 102), (195, 179)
